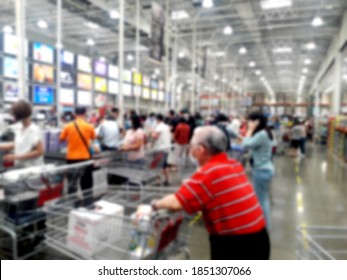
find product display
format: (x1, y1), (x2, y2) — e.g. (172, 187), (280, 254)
(32, 64), (54, 84)
(133, 85), (141, 97)
(142, 87), (150, 99)
(3, 33), (18, 55)
(133, 72), (142, 85)
(108, 80), (118, 94)
(3, 56), (18, 78)
(60, 71), (75, 87)
(77, 90), (92, 106)
(77, 55), (92, 73)
(32, 85), (55, 105)
(151, 89), (158, 101)
(94, 60), (107, 76)
(94, 93), (107, 107)
(123, 83), (132, 96)
(62, 50), (74, 66)
(59, 88), (75, 106)
(143, 76), (150, 87)
(108, 64), (118, 79)
(77, 73), (92, 90)
(94, 76), (107, 92)
(3, 80), (19, 102)
(158, 91), (164, 102)
(32, 42), (54, 64)
(123, 70), (132, 83)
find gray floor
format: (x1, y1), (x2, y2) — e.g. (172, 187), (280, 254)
(188, 143), (347, 260)
(30, 144), (347, 260)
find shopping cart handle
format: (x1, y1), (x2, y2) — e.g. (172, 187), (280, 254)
(151, 208), (172, 219)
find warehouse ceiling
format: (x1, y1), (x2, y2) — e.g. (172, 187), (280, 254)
(0, 0), (347, 102)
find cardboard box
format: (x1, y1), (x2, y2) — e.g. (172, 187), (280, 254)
(67, 200), (124, 257)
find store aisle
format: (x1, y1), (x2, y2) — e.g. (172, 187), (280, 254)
(31, 144), (347, 260)
(189, 143), (347, 260)
(271, 143), (347, 259)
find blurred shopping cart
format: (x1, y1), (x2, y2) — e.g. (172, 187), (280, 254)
(45, 186), (193, 260)
(107, 147), (170, 187)
(0, 161), (96, 260)
(0, 149), (117, 260)
(297, 226), (347, 260)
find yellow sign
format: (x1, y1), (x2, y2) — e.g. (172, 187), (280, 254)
(133, 72), (143, 85)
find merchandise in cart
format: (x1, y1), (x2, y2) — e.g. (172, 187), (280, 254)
(45, 186), (193, 260)
(0, 161), (95, 260)
(297, 226), (347, 260)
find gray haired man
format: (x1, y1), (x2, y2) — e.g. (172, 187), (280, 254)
(154, 126), (270, 260)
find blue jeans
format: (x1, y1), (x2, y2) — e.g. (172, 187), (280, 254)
(252, 169), (274, 230)
(299, 138), (306, 155)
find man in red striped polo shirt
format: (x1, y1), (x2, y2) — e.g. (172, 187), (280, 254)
(154, 126), (270, 260)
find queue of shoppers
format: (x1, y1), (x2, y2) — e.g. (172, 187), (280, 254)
(2, 99), (320, 260)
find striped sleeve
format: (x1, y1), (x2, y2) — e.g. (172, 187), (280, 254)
(175, 173), (212, 214)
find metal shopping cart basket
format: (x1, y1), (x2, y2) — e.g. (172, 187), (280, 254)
(107, 147), (170, 187)
(297, 226), (347, 260)
(0, 161), (93, 259)
(45, 186), (193, 260)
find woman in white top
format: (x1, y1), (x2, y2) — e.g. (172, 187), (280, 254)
(120, 114), (145, 164)
(0, 100), (44, 168)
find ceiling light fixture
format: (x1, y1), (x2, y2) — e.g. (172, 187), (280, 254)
(214, 74), (219, 80)
(239, 47), (247, 54)
(215, 51), (226, 57)
(171, 10), (189, 20)
(37, 20), (48, 29)
(202, 0), (214, 8)
(304, 59), (312, 65)
(155, 68), (160, 75)
(3, 25), (13, 34)
(255, 70), (261, 76)
(127, 54), (134, 61)
(249, 61), (256, 67)
(312, 17), (324, 27)
(223, 25), (233, 35)
(99, 56), (106, 62)
(306, 42), (316, 50)
(110, 10), (119, 19)
(261, 0), (292, 10)
(86, 38), (95, 46)
(178, 51), (185, 58)
(84, 21), (99, 29)
(302, 68), (308, 74)
(55, 42), (63, 49)
(273, 47), (292, 53)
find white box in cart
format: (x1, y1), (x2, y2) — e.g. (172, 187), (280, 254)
(67, 200), (124, 257)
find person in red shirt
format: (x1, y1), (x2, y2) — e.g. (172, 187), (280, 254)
(173, 118), (191, 168)
(154, 126), (270, 260)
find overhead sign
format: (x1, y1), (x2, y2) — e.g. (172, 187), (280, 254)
(149, 2), (165, 62)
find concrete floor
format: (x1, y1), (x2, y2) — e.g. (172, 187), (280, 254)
(29, 143), (347, 260)
(185, 143), (347, 260)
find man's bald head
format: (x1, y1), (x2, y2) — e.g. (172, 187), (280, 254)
(192, 126), (227, 155)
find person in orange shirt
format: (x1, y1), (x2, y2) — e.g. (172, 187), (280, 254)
(60, 107), (96, 200)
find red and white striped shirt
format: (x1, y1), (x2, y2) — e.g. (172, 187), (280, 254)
(176, 153), (266, 235)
